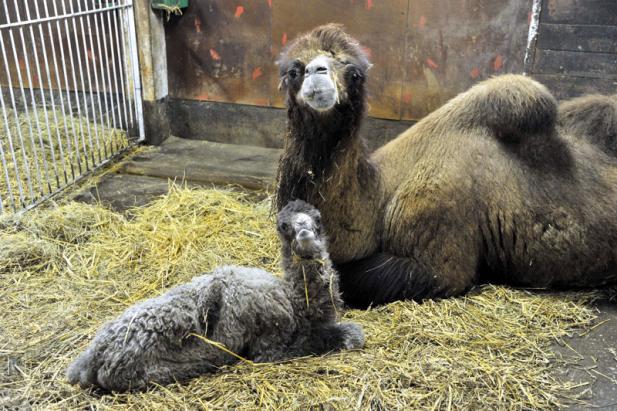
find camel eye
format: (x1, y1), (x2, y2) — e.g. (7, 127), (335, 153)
(288, 69), (298, 79)
(316, 66), (328, 74)
(280, 222), (289, 232)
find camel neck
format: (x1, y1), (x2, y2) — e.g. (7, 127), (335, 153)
(282, 251), (340, 319)
(276, 101), (374, 210)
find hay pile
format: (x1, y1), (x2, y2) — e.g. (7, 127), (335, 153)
(0, 185), (599, 410)
(0, 107), (128, 208)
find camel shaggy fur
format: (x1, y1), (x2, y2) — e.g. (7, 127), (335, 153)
(275, 24), (617, 307)
(66, 200), (364, 392)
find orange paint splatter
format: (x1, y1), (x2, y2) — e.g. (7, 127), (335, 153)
(528, 11), (532, 24)
(196, 92), (210, 100)
(361, 46), (372, 58)
(402, 93), (412, 104)
(267, 0), (272, 7)
(234, 5), (244, 18)
(493, 54), (503, 71)
(252, 67), (263, 80)
(365, 0), (373, 10)
(253, 98), (269, 106)
(419, 15), (427, 29)
(281, 32), (288, 45)
(426, 58), (438, 69)
(209, 48), (221, 60)
(194, 16), (202, 33)
(470, 67), (480, 79)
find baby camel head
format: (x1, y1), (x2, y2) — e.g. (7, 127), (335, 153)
(277, 200), (326, 259)
(278, 24), (371, 113)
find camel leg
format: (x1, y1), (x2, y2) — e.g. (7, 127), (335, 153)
(339, 183), (480, 307)
(252, 322), (365, 362)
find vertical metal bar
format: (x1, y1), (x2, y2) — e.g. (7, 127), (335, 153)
(42, 0), (76, 181)
(84, 4), (109, 160)
(1, 4), (41, 200)
(23, 0), (64, 189)
(62, 0), (95, 169)
(51, 0), (84, 176)
(0, 83), (19, 211)
(0, 28), (36, 202)
(92, 8), (114, 156)
(32, 0), (71, 184)
(106, 7), (126, 143)
(74, 0), (103, 164)
(117, 4), (133, 128)
(125, 0), (145, 142)
(110, 6), (130, 139)
(11, 0), (54, 195)
(100, 12), (120, 152)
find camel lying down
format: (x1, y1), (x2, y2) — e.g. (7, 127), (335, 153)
(66, 200), (364, 392)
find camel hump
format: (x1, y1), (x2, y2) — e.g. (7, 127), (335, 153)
(457, 74), (558, 142)
(558, 94), (617, 157)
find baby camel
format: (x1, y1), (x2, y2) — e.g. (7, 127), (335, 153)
(66, 200), (364, 392)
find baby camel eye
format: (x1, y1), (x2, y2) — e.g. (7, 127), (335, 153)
(287, 69), (297, 79)
(315, 66), (328, 74)
(280, 222), (289, 231)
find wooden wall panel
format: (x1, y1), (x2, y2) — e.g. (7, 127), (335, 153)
(165, 0), (273, 106)
(528, 0), (617, 98)
(541, 0), (617, 26)
(166, 0), (533, 121)
(401, 0), (531, 119)
(537, 24), (617, 54)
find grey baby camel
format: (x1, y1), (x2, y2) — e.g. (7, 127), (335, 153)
(66, 200), (364, 392)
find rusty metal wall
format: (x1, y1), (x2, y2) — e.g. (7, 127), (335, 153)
(166, 0), (532, 120)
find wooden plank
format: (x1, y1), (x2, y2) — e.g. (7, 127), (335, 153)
(537, 23), (617, 54)
(165, 0), (273, 107)
(168, 98), (414, 151)
(533, 49), (617, 79)
(532, 74), (617, 99)
(400, 0), (532, 120)
(542, 0), (617, 26)
(168, 99), (286, 149)
(270, 0), (408, 120)
(118, 137), (281, 191)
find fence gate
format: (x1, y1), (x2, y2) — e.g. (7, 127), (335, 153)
(0, 0), (144, 214)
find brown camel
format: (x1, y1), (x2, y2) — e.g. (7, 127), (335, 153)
(275, 24), (617, 307)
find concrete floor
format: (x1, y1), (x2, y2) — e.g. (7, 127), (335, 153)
(74, 137), (617, 410)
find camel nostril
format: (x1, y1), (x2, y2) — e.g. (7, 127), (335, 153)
(296, 229), (315, 242)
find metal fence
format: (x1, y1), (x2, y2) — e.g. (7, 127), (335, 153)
(0, 0), (144, 214)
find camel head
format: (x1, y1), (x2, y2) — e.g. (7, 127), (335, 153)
(278, 24), (371, 113)
(277, 199), (326, 259)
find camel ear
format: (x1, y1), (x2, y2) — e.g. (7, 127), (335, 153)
(278, 77), (288, 91)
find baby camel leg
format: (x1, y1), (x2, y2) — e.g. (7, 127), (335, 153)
(252, 322), (364, 363)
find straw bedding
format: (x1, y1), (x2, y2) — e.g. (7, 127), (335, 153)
(0, 184), (601, 410)
(0, 108), (128, 207)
